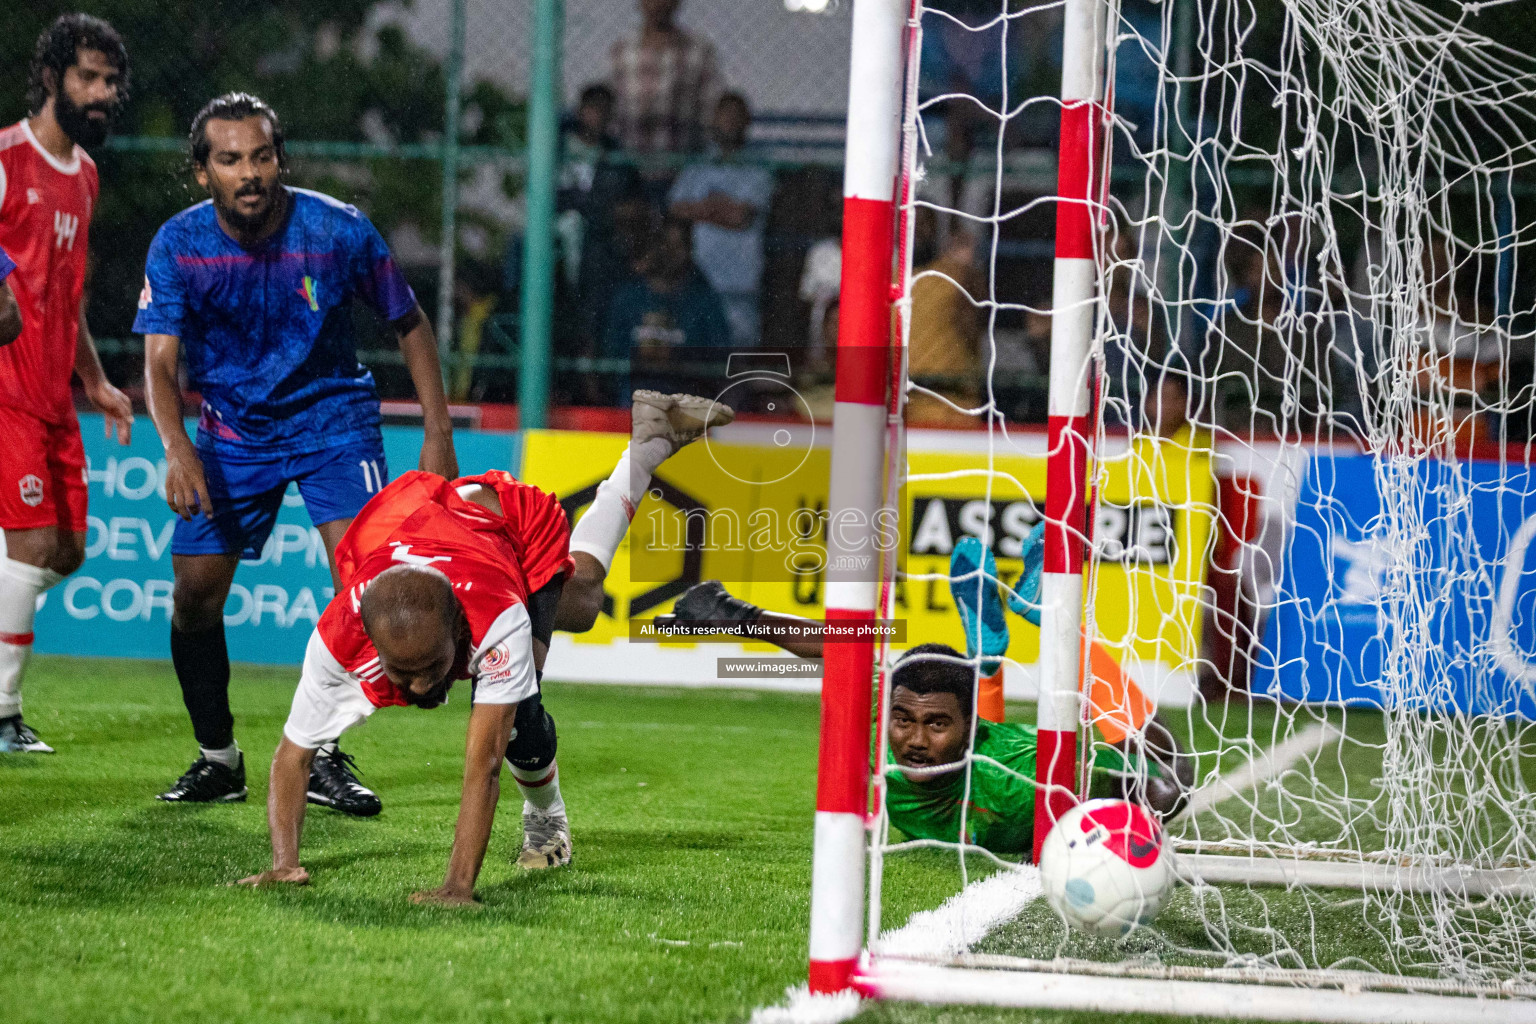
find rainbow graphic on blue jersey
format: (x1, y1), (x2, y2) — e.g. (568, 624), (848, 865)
(297, 275), (319, 312)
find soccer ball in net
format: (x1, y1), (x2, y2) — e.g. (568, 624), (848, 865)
(1039, 799), (1173, 937)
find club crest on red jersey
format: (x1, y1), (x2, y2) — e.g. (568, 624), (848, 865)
(18, 474), (43, 507)
(480, 644), (509, 673)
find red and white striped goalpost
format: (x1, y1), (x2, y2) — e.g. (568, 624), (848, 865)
(1035, 0), (1107, 863)
(810, 0), (1106, 994)
(808, 0), (906, 995)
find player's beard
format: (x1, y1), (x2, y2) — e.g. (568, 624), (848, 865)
(219, 181), (283, 236)
(53, 89), (115, 149)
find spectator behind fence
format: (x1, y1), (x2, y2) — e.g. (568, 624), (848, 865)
(906, 214), (983, 429)
(610, 0), (721, 157)
(1410, 234), (1504, 444)
(669, 93), (774, 348)
(558, 83), (643, 358)
(1203, 223), (1321, 434)
(602, 216), (731, 402)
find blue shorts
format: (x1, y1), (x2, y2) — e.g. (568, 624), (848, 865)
(171, 440), (388, 559)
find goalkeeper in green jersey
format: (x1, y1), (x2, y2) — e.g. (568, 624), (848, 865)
(881, 642), (1181, 854)
(658, 571), (1192, 853)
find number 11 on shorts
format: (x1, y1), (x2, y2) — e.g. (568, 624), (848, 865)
(359, 459), (384, 493)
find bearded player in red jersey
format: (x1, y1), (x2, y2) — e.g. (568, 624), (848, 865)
(238, 392), (732, 904)
(0, 15), (135, 754)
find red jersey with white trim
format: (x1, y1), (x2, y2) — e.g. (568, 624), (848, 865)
(317, 470), (574, 710)
(0, 121), (98, 424)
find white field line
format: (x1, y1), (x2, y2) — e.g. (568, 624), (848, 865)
(745, 869), (1044, 1023)
(747, 985), (863, 1024)
(746, 723), (1339, 1022)
(874, 865), (1044, 960)
(1179, 721), (1343, 820)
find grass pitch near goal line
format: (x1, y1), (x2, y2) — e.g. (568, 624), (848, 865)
(4, 656), (1307, 1024)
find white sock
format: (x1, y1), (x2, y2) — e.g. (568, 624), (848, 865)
(318, 742), (338, 758)
(0, 556), (63, 719)
(567, 437), (672, 571)
(200, 742), (241, 769)
(509, 760), (567, 818)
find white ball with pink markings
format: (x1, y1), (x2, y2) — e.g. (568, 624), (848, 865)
(1040, 798), (1173, 937)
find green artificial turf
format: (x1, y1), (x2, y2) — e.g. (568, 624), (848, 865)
(0, 656), (976, 1024)
(6, 658), (1526, 1024)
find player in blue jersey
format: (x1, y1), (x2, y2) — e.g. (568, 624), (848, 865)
(0, 246), (18, 344)
(137, 93), (459, 811)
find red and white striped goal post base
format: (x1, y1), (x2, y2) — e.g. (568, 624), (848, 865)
(808, 0), (1111, 991)
(807, 0), (907, 995)
(809, 0), (1110, 991)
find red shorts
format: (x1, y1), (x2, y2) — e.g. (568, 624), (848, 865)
(0, 406), (88, 533)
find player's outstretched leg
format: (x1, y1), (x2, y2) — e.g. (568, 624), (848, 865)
(504, 691), (570, 869)
(512, 391), (732, 867)
(558, 390), (734, 632)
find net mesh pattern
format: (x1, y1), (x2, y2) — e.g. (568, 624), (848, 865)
(872, 0), (1536, 989)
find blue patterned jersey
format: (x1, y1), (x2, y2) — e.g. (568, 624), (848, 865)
(0, 244), (12, 279)
(133, 187), (416, 454)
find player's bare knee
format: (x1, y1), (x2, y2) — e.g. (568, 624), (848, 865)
(171, 580), (228, 632)
(3, 526), (60, 570)
(47, 536), (85, 577)
(553, 578), (604, 634)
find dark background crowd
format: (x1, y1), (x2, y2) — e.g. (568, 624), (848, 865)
(3, 0), (1534, 439)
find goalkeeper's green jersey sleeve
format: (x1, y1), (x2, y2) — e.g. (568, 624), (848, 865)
(882, 720), (1151, 855)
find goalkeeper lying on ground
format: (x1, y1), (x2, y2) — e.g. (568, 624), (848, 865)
(880, 642), (1185, 853)
(659, 533), (1192, 852)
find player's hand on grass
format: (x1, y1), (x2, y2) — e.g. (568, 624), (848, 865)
(237, 866), (310, 887)
(85, 379), (133, 445)
(164, 446), (214, 520)
(409, 886), (479, 908)
(418, 432), (459, 481)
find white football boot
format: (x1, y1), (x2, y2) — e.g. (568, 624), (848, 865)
(631, 390), (735, 451)
(517, 808), (573, 870)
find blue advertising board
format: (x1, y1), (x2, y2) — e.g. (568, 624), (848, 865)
(1261, 453), (1536, 718)
(33, 415), (520, 665)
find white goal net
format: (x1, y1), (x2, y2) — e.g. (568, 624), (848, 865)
(860, 0), (1536, 1015)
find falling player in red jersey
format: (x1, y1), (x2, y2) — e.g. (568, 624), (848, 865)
(0, 15), (135, 754)
(239, 392), (733, 904)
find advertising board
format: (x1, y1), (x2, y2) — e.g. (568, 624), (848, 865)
(522, 425), (1217, 703)
(32, 415), (519, 665)
(1263, 453), (1536, 717)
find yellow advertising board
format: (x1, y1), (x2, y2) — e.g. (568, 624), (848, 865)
(519, 427), (1216, 677)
